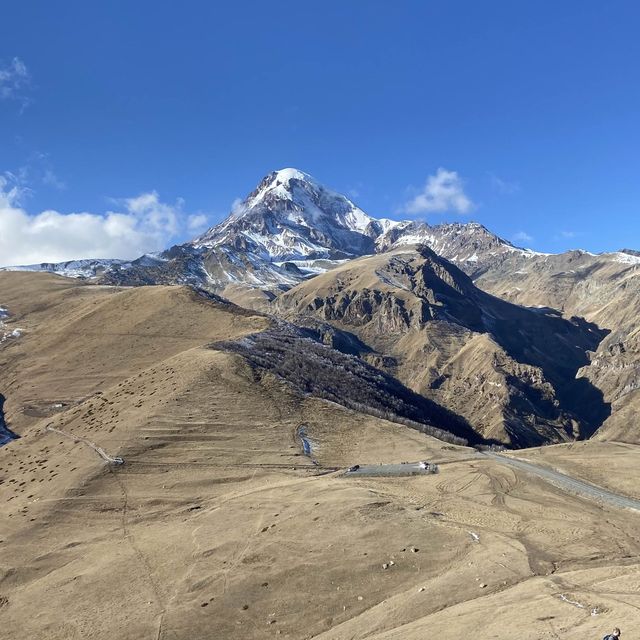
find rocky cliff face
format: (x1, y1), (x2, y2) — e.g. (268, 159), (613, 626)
(275, 246), (609, 447)
(467, 250), (640, 442)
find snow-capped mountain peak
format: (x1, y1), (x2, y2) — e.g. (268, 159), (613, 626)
(5, 168), (582, 294)
(178, 169), (539, 286)
(194, 168), (377, 260)
(239, 168), (311, 213)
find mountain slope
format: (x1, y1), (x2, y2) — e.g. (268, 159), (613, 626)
(0, 271), (270, 437)
(275, 246), (609, 446)
(213, 323), (476, 445)
(468, 249), (640, 442)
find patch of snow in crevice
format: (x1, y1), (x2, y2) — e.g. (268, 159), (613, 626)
(0, 306), (23, 345)
(557, 594), (586, 609)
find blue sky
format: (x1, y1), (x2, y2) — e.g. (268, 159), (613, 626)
(1, 1), (639, 264)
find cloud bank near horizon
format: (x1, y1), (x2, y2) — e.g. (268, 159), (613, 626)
(0, 176), (209, 266)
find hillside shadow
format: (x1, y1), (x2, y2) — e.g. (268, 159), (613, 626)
(415, 252), (613, 441)
(479, 298), (613, 438)
(212, 324), (486, 447)
(0, 394), (20, 446)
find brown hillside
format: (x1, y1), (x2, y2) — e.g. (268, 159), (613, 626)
(1, 273), (640, 639)
(275, 246), (609, 446)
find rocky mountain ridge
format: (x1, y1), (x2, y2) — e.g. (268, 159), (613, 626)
(469, 248), (640, 441)
(1, 168), (541, 292)
(2, 168), (638, 445)
(275, 245), (609, 446)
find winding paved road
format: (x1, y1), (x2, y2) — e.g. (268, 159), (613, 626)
(481, 451), (640, 512)
(344, 452), (640, 513)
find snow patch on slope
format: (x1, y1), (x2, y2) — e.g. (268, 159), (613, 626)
(0, 306), (23, 345)
(1, 258), (126, 278)
(610, 251), (640, 265)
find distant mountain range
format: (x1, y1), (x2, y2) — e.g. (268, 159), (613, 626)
(5, 167), (636, 292)
(3, 168), (639, 446)
(0, 169), (546, 286)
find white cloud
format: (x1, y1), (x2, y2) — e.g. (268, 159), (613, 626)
(489, 173), (520, 195)
(229, 197), (246, 218)
(346, 181), (364, 200)
(0, 171), (30, 204)
(403, 168), (474, 215)
(552, 229), (584, 243)
(42, 168), (66, 191)
(187, 213), (208, 232)
(513, 231), (534, 244)
(17, 151), (67, 191)
(0, 177), (193, 266)
(0, 57), (31, 109)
